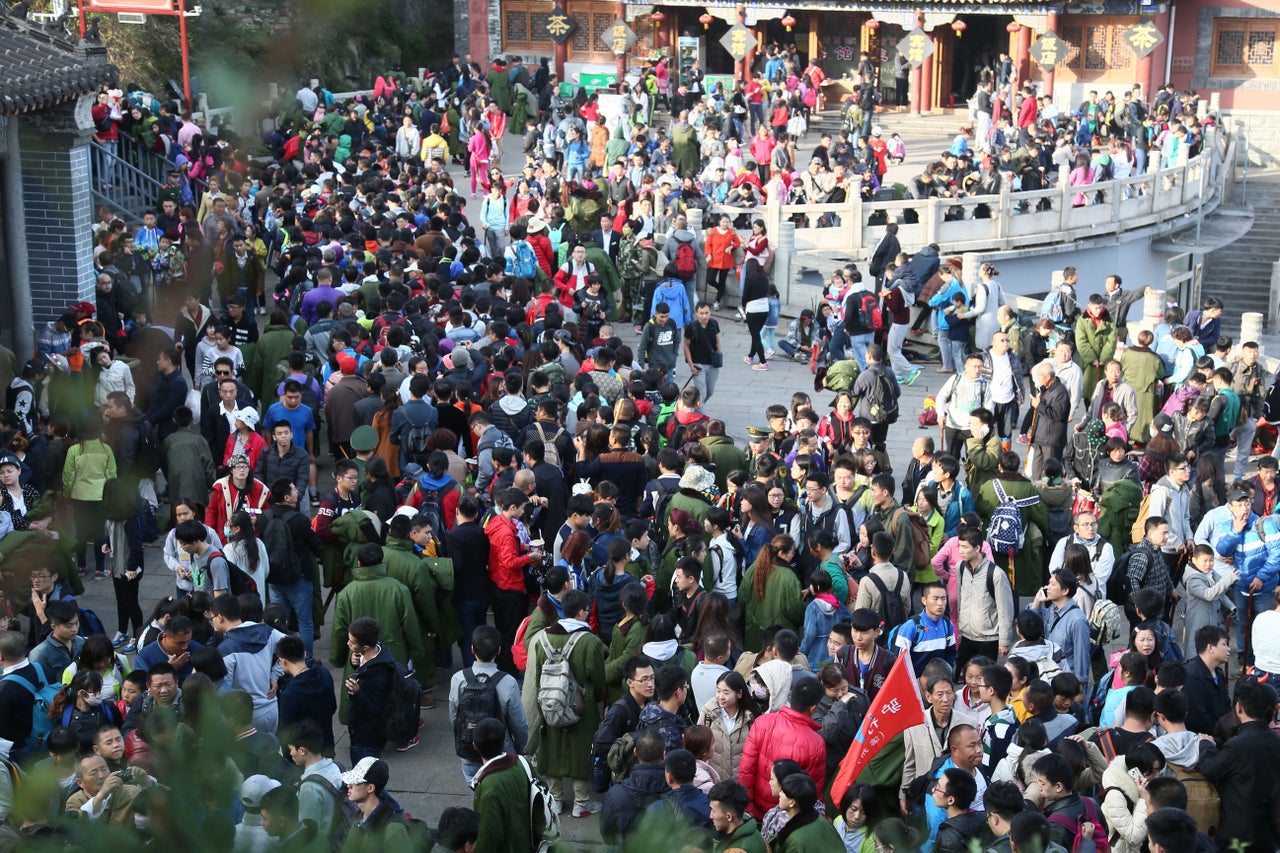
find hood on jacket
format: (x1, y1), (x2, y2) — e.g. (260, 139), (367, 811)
(672, 229), (695, 243)
(752, 658), (793, 713)
(283, 662), (334, 701)
(812, 593), (839, 615)
(642, 639), (679, 663)
(220, 622), (276, 656)
(1101, 754), (1142, 801)
(1152, 730), (1201, 768)
(417, 471), (456, 492)
(497, 395), (528, 416)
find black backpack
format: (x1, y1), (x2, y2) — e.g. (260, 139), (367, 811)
(866, 371), (899, 424)
(866, 569), (908, 638)
(135, 419), (163, 474)
(453, 669), (509, 761)
(1107, 548), (1135, 604)
(208, 550), (258, 597)
(648, 484), (680, 553)
(402, 408), (433, 466)
(258, 510), (301, 586)
(382, 659), (423, 746)
(416, 478), (459, 549)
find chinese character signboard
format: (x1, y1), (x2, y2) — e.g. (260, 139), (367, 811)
(545, 5), (577, 44)
(895, 28), (934, 68)
(719, 23), (752, 61)
(1029, 30), (1070, 70)
(602, 18), (637, 55)
(1124, 17), (1165, 60)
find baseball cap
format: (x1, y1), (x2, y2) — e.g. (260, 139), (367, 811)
(1228, 488), (1252, 503)
(229, 453), (251, 469)
(341, 757), (390, 790)
(241, 775), (282, 809)
(0, 454), (21, 471)
(336, 352), (357, 375)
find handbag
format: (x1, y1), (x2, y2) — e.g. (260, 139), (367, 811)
(711, 351), (724, 369)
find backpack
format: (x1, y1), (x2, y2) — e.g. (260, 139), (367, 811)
(1047, 504), (1072, 544)
(887, 613), (955, 661)
(509, 240), (539, 279)
(533, 422), (565, 470)
(60, 700), (122, 728)
(415, 478), (459, 549)
(1041, 290), (1065, 324)
(867, 371), (899, 424)
(2, 667), (61, 748)
(1089, 598), (1125, 646)
(453, 669), (509, 762)
(518, 754), (561, 853)
(77, 607), (107, 639)
(258, 511), (301, 586)
(208, 551), (259, 598)
(674, 241), (696, 279)
(1086, 670), (1114, 727)
(135, 419), (163, 474)
(892, 509), (931, 573)
(513, 614), (533, 673)
(300, 775), (358, 853)
(858, 291), (884, 332)
(1046, 795), (1111, 853)
(989, 480), (1041, 554)
(605, 731), (638, 783)
(648, 483), (680, 553)
(402, 407), (433, 466)
(866, 569), (908, 635)
(1106, 549), (1135, 605)
(536, 630), (589, 728)
(382, 658), (424, 745)
(710, 538), (746, 591)
(1129, 491), (1155, 545)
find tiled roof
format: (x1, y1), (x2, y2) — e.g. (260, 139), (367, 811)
(0, 12), (117, 115)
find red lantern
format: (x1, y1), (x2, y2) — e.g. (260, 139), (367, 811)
(864, 18), (881, 30)
(649, 9), (665, 24)
(952, 19), (967, 38)
(781, 14), (796, 31)
(699, 11), (713, 29)
(1006, 20), (1021, 33)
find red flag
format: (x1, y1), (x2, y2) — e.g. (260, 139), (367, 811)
(830, 650), (925, 807)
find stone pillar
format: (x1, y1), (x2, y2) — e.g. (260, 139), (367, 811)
(1270, 262), (1280, 337)
(1136, 285), (1166, 340)
(775, 220), (796, 308)
(961, 252), (981, 289)
(1242, 311), (1264, 344)
(19, 106), (96, 325)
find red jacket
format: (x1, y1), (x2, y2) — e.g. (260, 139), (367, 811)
(205, 476), (269, 538)
(484, 513), (530, 593)
(1018, 95), (1038, 130)
(529, 233), (555, 277)
(738, 706), (826, 818)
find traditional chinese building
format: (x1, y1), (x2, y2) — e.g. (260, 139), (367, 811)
(454, 0), (1280, 157)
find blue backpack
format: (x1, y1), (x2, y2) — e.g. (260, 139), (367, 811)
(3, 667), (61, 748)
(508, 240), (539, 280)
(989, 480), (1041, 554)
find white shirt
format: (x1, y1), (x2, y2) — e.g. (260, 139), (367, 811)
(989, 352), (1015, 405)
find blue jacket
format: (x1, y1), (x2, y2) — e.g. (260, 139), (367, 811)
(651, 278), (691, 327)
(647, 784), (713, 830)
(928, 277), (965, 331)
(941, 483), (974, 539)
(134, 637), (204, 682)
(217, 622), (286, 716)
(890, 611), (957, 673)
(802, 595), (850, 669)
(1034, 600), (1092, 687)
(277, 662), (338, 755)
(1215, 514), (1280, 591)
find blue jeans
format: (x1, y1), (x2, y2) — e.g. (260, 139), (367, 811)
(455, 596), (492, 667)
(461, 761), (482, 787)
(269, 579), (314, 661)
(948, 337), (968, 372)
(848, 333), (874, 370)
(937, 329), (955, 370)
(350, 744), (383, 766)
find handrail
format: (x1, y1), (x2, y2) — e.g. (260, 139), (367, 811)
(89, 139), (165, 222)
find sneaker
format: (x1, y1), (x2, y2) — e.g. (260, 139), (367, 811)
(78, 565), (89, 577)
(110, 631), (127, 647)
(394, 735), (420, 752)
(765, 348), (775, 358)
(743, 356), (755, 364)
(634, 325), (643, 334)
(549, 798), (563, 816)
(94, 569), (109, 580)
(1016, 433), (1030, 446)
(752, 362), (770, 371)
(906, 367), (922, 386)
(572, 802), (603, 818)
(120, 640), (137, 655)
(419, 690), (436, 709)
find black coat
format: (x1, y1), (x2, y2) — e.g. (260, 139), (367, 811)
(200, 381), (255, 461)
(144, 369), (189, 440)
(1184, 657), (1230, 735)
(446, 519), (491, 603)
(936, 809), (990, 853)
(277, 662), (337, 755)
(530, 460), (568, 545)
(600, 762), (667, 842)
(1031, 378), (1071, 451)
(1198, 720), (1280, 852)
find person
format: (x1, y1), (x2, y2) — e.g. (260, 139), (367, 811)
(891, 582), (957, 674)
(276, 635), (336, 754)
(1047, 511), (1116, 592)
(953, 528), (1015, 668)
(1183, 625), (1231, 735)
(485, 488), (540, 675)
(257, 784), (325, 853)
(340, 758), (412, 849)
(66, 752), (143, 826)
(1031, 752), (1106, 850)
(448, 625), (527, 786)
(283, 720), (344, 844)
(851, 531), (912, 629)
(601, 729), (669, 843)
(1028, 362), (1072, 480)
(1196, 678), (1280, 852)
(936, 354), (990, 459)
(645, 748), (713, 831)
(526, 588), (606, 817)
(336, 616), (400, 764)
(1144, 807), (1218, 853)
(210, 593), (285, 734)
(738, 676), (826, 818)
(771, 771), (843, 852)
(683, 302), (722, 403)
(834, 608), (897, 701)
(471, 717), (536, 853)
(1028, 568), (1091, 686)
(709, 779), (767, 853)
(932, 767), (987, 853)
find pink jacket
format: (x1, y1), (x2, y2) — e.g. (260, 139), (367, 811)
(738, 706), (826, 818)
(749, 134), (775, 166)
(931, 536), (996, 627)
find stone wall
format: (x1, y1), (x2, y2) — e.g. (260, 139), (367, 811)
(1218, 109), (1280, 168)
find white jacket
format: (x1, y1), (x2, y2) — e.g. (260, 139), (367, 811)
(1100, 755), (1149, 853)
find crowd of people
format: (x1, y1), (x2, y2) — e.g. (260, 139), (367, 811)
(0, 44), (1265, 853)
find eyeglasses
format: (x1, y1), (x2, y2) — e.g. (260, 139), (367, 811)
(215, 371), (232, 376)
(631, 675), (656, 684)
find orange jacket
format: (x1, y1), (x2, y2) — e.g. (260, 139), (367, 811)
(704, 227), (741, 271)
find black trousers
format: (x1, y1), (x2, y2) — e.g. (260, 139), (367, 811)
(957, 637), (1000, 674)
(746, 311), (768, 362)
(492, 588), (528, 676)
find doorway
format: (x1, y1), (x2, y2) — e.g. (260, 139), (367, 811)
(949, 15), (1011, 100)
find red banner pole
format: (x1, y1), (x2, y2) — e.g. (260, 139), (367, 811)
(177, 0), (191, 109)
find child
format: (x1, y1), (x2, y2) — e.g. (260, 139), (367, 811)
(886, 132), (907, 164)
(1095, 437), (1139, 493)
(992, 717), (1049, 792)
(1006, 655), (1036, 723)
(944, 291), (971, 369)
(1050, 671), (1086, 728)
(118, 669), (147, 719)
(801, 571), (849, 668)
(638, 302), (679, 382)
(1173, 396), (1213, 463)
(763, 285), (781, 357)
(1174, 543), (1237, 654)
(834, 607), (897, 701)
(575, 274), (610, 341)
(1101, 402), (1128, 443)
(1009, 610), (1063, 683)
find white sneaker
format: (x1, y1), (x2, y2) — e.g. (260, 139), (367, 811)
(549, 798), (562, 815)
(765, 349), (775, 358)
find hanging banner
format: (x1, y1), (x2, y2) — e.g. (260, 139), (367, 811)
(545, 5), (577, 45)
(896, 28), (935, 68)
(1029, 30), (1071, 70)
(1124, 17), (1165, 60)
(602, 18), (637, 55)
(719, 23), (753, 61)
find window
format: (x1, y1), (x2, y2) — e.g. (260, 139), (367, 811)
(505, 0), (616, 61)
(1212, 19), (1280, 77)
(503, 1), (541, 54)
(1061, 23), (1131, 74)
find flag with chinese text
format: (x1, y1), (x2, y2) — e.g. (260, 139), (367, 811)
(830, 651), (924, 806)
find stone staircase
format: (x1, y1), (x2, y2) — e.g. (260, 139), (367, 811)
(1203, 171), (1280, 338)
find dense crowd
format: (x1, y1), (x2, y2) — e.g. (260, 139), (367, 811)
(0, 44), (1266, 853)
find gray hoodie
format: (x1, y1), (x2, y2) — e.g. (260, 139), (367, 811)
(218, 622), (285, 728)
(1153, 730), (1201, 768)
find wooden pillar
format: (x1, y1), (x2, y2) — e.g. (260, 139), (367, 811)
(616, 2), (627, 84)
(735, 7), (746, 83)
(911, 62), (923, 115)
(808, 12), (819, 68)
(1141, 9), (1171, 99)
(554, 0), (569, 81)
(922, 50), (934, 113)
(1013, 25), (1032, 87)
(1043, 11), (1059, 98)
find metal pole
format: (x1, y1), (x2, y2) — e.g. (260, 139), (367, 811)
(1242, 120), (1250, 205)
(178, 0), (192, 109)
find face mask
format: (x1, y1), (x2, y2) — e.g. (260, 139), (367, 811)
(978, 424), (990, 438)
(84, 694), (103, 707)
(750, 682), (769, 701)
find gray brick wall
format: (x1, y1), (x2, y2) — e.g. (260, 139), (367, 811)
(20, 133), (96, 324)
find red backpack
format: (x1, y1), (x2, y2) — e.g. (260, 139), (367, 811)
(858, 292), (884, 331)
(1047, 795), (1111, 853)
(674, 241), (697, 279)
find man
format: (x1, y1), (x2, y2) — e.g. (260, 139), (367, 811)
(324, 354), (369, 460)
(286, 720), (344, 842)
(177, 518), (237, 597)
(892, 583), (957, 673)
(591, 213), (623, 267)
(522, 440), (569, 546)
(795, 471), (852, 578)
(212, 593), (286, 734)
(1032, 753), (1103, 849)
(1127, 517), (1175, 612)
(1249, 456), (1278, 517)
(485, 488), (538, 675)
(698, 421), (748, 495)
(1196, 679), (1280, 852)
(258, 784), (325, 853)
(201, 369), (255, 461)
(835, 609), (897, 701)
(261, 479), (320, 658)
(340, 758), (412, 848)
(66, 753), (143, 825)
(1150, 690), (1222, 839)
(0, 630), (47, 758)
(1144, 807), (1217, 853)
(871, 474), (916, 579)
(601, 729), (668, 844)
(121, 662), (185, 740)
(257, 418), (310, 516)
(645, 749), (713, 831)
(1088, 360), (1138, 432)
(931, 454), (973, 539)
(955, 528), (1015, 668)
(262, 381), (317, 486)
(448, 625), (527, 785)
(670, 560), (707, 641)
(471, 412), (515, 496)
(1148, 453), (1193, 585)
(738, 677), (826, 818)
(683, 302), (722, 403)
(314, 459), (363, 612)
(1047, 512), (1116, 591)
(981, 330), (1026, 448)
(979, 665), (1019, 776)
(276, 636), (336, 756)
(382, 514), (442, 691)
(852, 531), (912, 628)
(526, 589), (606, 817)
(902, 436), (935, 506)
(1089, 684), (1156, 762)
(1029, 569), (1091, 686)
(850, 344), (900, 449)
(1184, 625), (1231, 735)
(1230, 341), (1270, 478)
(638, 665), (691, 753)
(27, 599), (84, 678)
(471, 717), (535, 853)
(708, 780), (766, 853)
(936, 354), (990, 459)
(922, 725), (989, 850)
(1028, 362), (1071, 480)
(1103, 274), (1147, 338)
(1051, 342), (1085, 424)
(983, 781), (1025, 853)
(144, 348), (188, 440)
(932, 767), (987, 853)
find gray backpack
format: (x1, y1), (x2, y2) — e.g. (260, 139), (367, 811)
(537, 630), (588, 728)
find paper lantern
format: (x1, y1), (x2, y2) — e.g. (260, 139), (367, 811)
(864, 18), (880, 30)
(952, 19), (967, 37)
(649, 9), (664, 24)
(699, 12), (713, 29)
(781, 14), (796, 31)
(1006, 20), (1021, 33)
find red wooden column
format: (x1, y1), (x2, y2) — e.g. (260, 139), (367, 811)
(735, 7), (746, 83)
(911, 12), (927, 115)
(1043, 11), (1059, 97)
(1014, 25), (1032, 86)
(555, 1), (569, 81)
(1139, 9), (1171, 98)
(616, 3), (628, 83)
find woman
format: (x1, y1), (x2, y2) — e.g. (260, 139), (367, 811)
(779, 309), (818, 363)
(741, 258), (770, 370)
(223, 406), (267, 471)
(466, 122), (491, 197)
(914, 486), (946, 560)
(1100, 742), (1165, 853)
(371, 387), (402, 479)
(1188, 453), (1227, 531)
(604, 584), (649, 698)
(833, 784), (877, 853)
(49, 670), (124, 752)
(91, 346), (136, 407)
(162, 498), (220, 595)
(429, 428), (469, 486)
(687, 592), (742, 664)
(0, 453), (40, 532)
(742, 219), (771, 285)
(1120, 329), (1166, 443)
(971, 262), (1004, 349)
(741, 534), (805, 650)
(705, 214), (742, 310)
(766, 480), (798, 540)
(360, 456), (397, 523)
(818, 392), (856, 455)
(704, 509), (744, 606)
(1138, 416), (1180, 488)
(737, 485), (775, 571)
(556, 529), (593, 591)
(1069, 153), (1095, 207)
(61, 633), (131, 700)
(772, 771), (841, 852)
(1076, 295), (1117, 401)
(64, 419), (117, 575)
(701, 670), (759, 782)
(1061, 542), (1101, 616)
(223, 510), (268, 607)
(479, 180), (508, 260)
